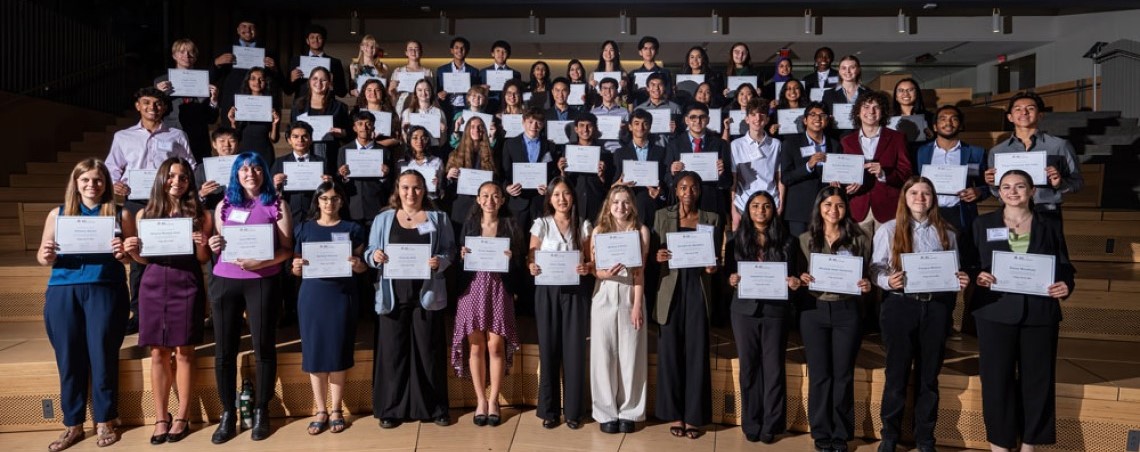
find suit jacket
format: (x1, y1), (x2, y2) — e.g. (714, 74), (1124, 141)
(558, 140), (613, 223)
(915, 140), (990, 229)
(215, 41), (282, 119)
(821, 85), (871, 117)
(841, 127), (913, 223)
(778, 133), (840, 224)
(801, 68), (839, 91)
(663, 132), (733, 216)
(726, 233), (804, 317)
(502, 134), (559, 228)
(544, 106), (580, 123)
(971, 209), (1074, 325)
(337, 142), (394, 222)
(613, 143), (667, 228)
(435, 62), (482, 109)
(651, 206), (721, 325)
(285, 54), (348, 98)
(271, 153), (328, 221)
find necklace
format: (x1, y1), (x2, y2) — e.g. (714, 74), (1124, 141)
(401, 208), (421, 223)
(1003, 211), (1032, 239)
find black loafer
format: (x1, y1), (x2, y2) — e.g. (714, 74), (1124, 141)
(599, 421), (619, 434)
(433, 416), (450, 426)
(487, 413), (501, 427)
(210, 412), (237, 444)
(618, 420), (635, 433)
(877, 439), (898, 452)
(745, 432), (761, 442)
(250, 409), (270, 441)
(542, 418), (559, 429)
(758, 433), (776, 444)
(916, 445), (938, 452)
(379, 418), (399, 429)
(565, 419), (581, 430)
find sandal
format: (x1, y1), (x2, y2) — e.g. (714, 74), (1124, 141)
(329, 410), (348, 433)
(307, 411), (329, 435)
(47, 426), (84, 452)
(669, 424), (685, 438)
(684, 427), (702, 439)
(95, 423), (119, 448)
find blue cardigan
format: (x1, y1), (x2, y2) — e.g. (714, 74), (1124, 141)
(915, 140), (990, 229)
(365, 209), (455, 314)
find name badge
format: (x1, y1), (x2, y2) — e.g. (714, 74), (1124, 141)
(330, 232), (350, 242)
(696, 224), (714, 233)
(800, 145), (818, 158)
(986, 227), (1009, 242)
(967, 163), (980, 177)
(229, 209), (250, 223)
(541, 153), (553, 163)
(827, 76), (839, 84)
(157, 140), (173, 152)
(416, 221), (436, 235)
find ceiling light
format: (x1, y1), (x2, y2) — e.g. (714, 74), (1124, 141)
(804, 9), (813, 34)
(992, 8), (1002, 33)
(439, 11), (448, 35)
(897, 9), (907, 34)
(349, 10), (360, 35)
(619, 10), (628, 34)
(711, 10), (721, 34)
(529, 10), (537, 34)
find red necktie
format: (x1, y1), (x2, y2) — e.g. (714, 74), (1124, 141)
(693, 137), (702, 153)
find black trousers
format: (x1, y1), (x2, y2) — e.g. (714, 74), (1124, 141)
(534, 286), (588, 422)
(655, 283), (712, 426)
(212, 275), (279, 411)
(730, 306), (789, 437)
(878, 293), (955, 446)
(798, 298), (861, 441)
(975, 318), (1058, 448)
(372, 299), (448, 420)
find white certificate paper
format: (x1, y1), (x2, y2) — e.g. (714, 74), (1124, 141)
(535, 251), (580, 286)
(622, 160), (659, 187)
(443, 72), (471, 93)
(233, 95), (273, 122)
(457, 168), (493, 196)
(568, 84), (587, 106)
(167, 69), (209, 98)
(127, 169), (158, 201)
(408, 111), (443, 139)
(382, 244), (431, 280)
(501, 114), (524, 138)
(297, 114), (333, 140)
(676, 74), (705, 87)
(667, 231), (717, 269)
(832, 104), (856, 129)
(901, 251), (961, 293)
(596, 115), (622, 140)
(809, 88), (825, 102)
(738, 262), (789, 300)
(921, 164), (968, 195)
(301, 241), (353, 279)
(345, 149), (385, 178)
(728, 110), (747, 136)
(298, 56), (331, 78)
(138, 218), (194, 257)
(809, 253), (864, 295)
(368, 110), (394, 136)
(221, 224), (275, 262)
(994, 151), (1048, 187)
(546, 120), (572, 144)
(55, 216), (115, 254)
(888, 115), (929, 142)
(592, 71), (623, 90)
(485, 70), (514, 91)
(564, 145), (600, 173)
(990, 251), (1055, 297)
(512, 163), (548, 189)
(282, 161), (324, 191)
(680, 152), (718, 183)
(594, 230), (643, 269)
(395, 71), (425, 93)
(232, 46), (264, 70)
(706, 109), (723, 133)
(647, 109), (671, 134)
(821, 154), (865, 185)
(203, 155), (238, 188)
(461, 110), (494, 134)
(777, 108), (805, 135)
(633, 72), (651, 89)
(463, 237), (510, 273)
(727, 76), (758, 93)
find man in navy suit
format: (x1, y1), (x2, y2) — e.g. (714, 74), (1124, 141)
(284, 24), (349, 98)
(212, 19), (281, 118)
(436, 37), (482, 115)
(663, 103), (732, 217)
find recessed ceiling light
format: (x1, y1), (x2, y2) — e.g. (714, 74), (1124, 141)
(923, 3), (938, 9)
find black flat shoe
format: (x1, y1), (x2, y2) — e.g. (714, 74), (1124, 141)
(433, 416), (450, 426)
(618, 420), (634, 433)
(379, 418), (399, 429)
(542, 418), (559, 429)
(599, 421), (619, 434)
(758, 433), (776, 444)
(745, 432), (761, 442)
(166, 418), (189, 443)
(250, 409), (270, 441)
(150, 412), (171, 445)
(832, 439), (849, 452)
(877, 439), (898, 452)
(487, 413), (501, 427)
(565, 419), (581, 430)
(210, 412), (236, 444)
(473, 414), (487, 427)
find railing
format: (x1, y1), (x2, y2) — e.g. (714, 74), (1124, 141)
(971, 77), (1101, 112)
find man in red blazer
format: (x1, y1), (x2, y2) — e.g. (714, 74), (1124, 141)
(839, 91), (912, 237)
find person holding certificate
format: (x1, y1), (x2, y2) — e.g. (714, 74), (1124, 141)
(868, 176), (969, 452)
(527, 177), (594, 429)
(821, 56), (871, 121)
(449, 86), (495, 149)
(502, 108), (558, 232)
(351, 79), (401, 148)
(444, 117), (500, 236)
(725, 191), (803, 444)
(652, 172), (722, 440)
(452, 181), (523, 427)
(841, 90), (912, 238)
(779, 101), (838, 237)
(38, 158), (133, 451)
(972, 169), (1074, 452)
(398, 126), (444, 201)
(677, 46), (725, 108)
(387, 40), (434, 114)
(496, 79), (528, 118)
(435, 37), (481, 112)
(212, 20), (280, 122)
(627, 36), (672, 108)
(525, 61), (552, 110)
(271, 122), (334, 222)
(718, 83), (757, 141)
(336, 110), (392, 224)
(558, 113), (611, 222)
(585, 186), (651, 434)
(768, 79), (807, 137)
(289, 182), (367, 435)
(729, 98), (784, 231)
(632, 73), (682, 149)
(399, 78), (447, 147)
(366, 170), (455, 428)
(761, 56), (796, 111)
(123, 157), (212, 444)
(479, 40), (522, 114)
(566, 59), (595, 115)
(196, 127), (240, 210)
(612, 109), (667, 228)
(290, 66), (351, 174)
(284, 24), (348, 99)
(889, 78), (935, 163)
(227, 67), (280, 167)
(206, 152), (294, 443)
(154, 38), (219, 161)
(665, 103), (732, 216)
(796, 186), (872, 452)
(589, 40), (628, 95)
(348, 34), (390, 98)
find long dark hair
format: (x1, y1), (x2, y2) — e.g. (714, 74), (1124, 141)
(541, 176), (581, 250)
(733, 191), (789, 262)
(463, 181), (522, 252)
(528, 61), (551, 92)
(305, 181), (346, 221)
(142, 157), (204, 231)
(683, 46), (711, 75)
(890, 77), (928, 116)
(294, 66), (334, 113)
(594, 40), (624, 72)
(806, 186), (866, 253)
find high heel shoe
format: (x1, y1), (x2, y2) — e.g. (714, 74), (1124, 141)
(150, 412), (171, 445)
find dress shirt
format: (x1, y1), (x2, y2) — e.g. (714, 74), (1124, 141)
(292, 152), (311, 162)
(633, 142), (650, 162)
(524, 134), (541, 163)
(870, 218), (957, 291)
(987, 130), (1083, 209)
(816, 71), (829, 88)
(105, 121), (195, 183)
(550, 106), (571, 121)
(688, 133), (705, 152)
(730, 132), (782, 211)
(859, 127), (886, 182)
(804, 133), (828, 173)
(930, 140), (963, 207)
(590, 104), (629, 122)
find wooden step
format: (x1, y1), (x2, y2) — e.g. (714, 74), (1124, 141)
(7, 174), (68, 189)
(0, 188), (69, 203)
(24, 162), (78, 176)
(54, 151), (104, 163)
(68, 140), (109, 154)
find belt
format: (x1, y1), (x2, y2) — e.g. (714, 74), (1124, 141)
(887, 291), (934, 302)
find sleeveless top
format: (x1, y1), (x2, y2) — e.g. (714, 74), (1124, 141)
(48, 204), (127, 286)
(213, 197), (282, 279)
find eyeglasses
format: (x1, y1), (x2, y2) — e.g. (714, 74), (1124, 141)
(806, 112), (828, 119)
(687, 114), (709, 120)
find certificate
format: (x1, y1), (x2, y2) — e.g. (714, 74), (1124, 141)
(633, 72), (651, 89)
(461, 110), (494, 134)
(680, 152), (718, 183)
(647, 109), (671, 134)
(382, 244), (431, 280)
(138, 218), (194, 257)
(706, 108), (723, 133)
(832, 104), (856, 129)
(994, 151), (1047, 187)
(921, 164), (968, 195)
(666, 231), (717, 269)
(564, 145), (600, 173)
(990, 251), (1055, 297)
(738, 262), (789, 300)
(592, 71), (623, 90)
(777, 108), (805, 135)
(512, 163), (548, 189)
(203, 155), (238, 188)
(345, 149), (385, 178)
(443, 72), (471, 93)
(408, 111), (443, 139)
(297, 114), (333, 140)
(355, 74), (385, 91)
(809, 88), (825, 102)
(463, 237), (510, 273)
(568, 83), (587, 106)
(594, 230), (642, 269)
(901, 251), (960, 293)
(127, 169), (158, 200)
(808, 253), (864, 295)
(298, 56), (330, 78)
(457, 168), (493, 196)
(232, 46), (264, 70)
(167, 69), (209, 98)
(888, 115), (928, 142)
(622, 160), (659, 187)
(675, 74), (705, 93)
(221, 224), (275, 262)
(534, 251), (580, 286)
(395, 71), (424, 92)
(546, 120), (572, 144)
(727, 76), (758, 92)
(282, 161), (324, 192)
(501, 114), (524, 138)
(485, 70), (514, 91)
(301, 241), (353, 279)
(368, 110), (393, 136)
(774, 81), (786, 101)
(55, 216), (114, 254)
(821, 153), (865, 185)
(233, 95), (273, 122)
(728, 110), (747, 136)
(596, 115), (622, 140)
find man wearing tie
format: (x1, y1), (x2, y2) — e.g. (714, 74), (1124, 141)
(664, 103), (731, 217)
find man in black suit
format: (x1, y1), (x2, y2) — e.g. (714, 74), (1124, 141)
(544, 77), (579, 123)
(271, 122), (333, 221)
(480, 40), (522, 114)
(801, 47), (839, 95)
(284, 24), (349, 98)
(213, 19), (281, 119)
(502, 108), (559, 230)
(613, 109), (666, 228)
(557, 113), (612, 223)
(664, 103), (732, 217)
(778, 101), (838, 237)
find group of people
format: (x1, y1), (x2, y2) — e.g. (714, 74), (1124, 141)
(38, 19), (1083, 452)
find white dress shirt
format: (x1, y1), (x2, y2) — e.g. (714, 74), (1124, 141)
(930, 140), (963, 207)
(870, 218), (958, 291)
(729, 132), (782, 212)
(105, 121), (195, 183)
(859, 127), (886, 182)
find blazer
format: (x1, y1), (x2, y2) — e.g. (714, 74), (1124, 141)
(435, 62), (482, 107)
(337, 143), (394, 222)
(841, 127), (913, 223)
(501, 134), (559, 219)
(559, 140), (614, 223)
(366, 209), (455, 314)
(821, 85), (871, 116)
(915, 140), (990, 228)
(651, 206), (722, 325)
(270, 153), (328, 222)
(215, 41), (282, 117)
(613, 142), (668, 229)
(285, 54), (349, 98)
(663, 132), (733, 216)
(971, 209), (1074, 326)
(801, 68), (839, 91)
(727, 233), (804, 317)
(778, 133), (840, 224)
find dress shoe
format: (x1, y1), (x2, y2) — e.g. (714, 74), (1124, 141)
(618, 420), (634, 433)
(473, 414), (487, 427)
(814, 438), (835, 452)
(832, 439), (849, 451)
(758, 433), (776, 444)
(433, 415), (450, 426)
(379, 418), (400, 429)
(150, 412), (171, 445)
(745, 432), (761, 442)
(917, 445), (938, 452)
(542, 418), (559, 429)
(565, 419), (581, 430)
(210, 412), (237, 444)
(599, 421), (619, 434)
(877, 439), (898, 452)
(487, 413), (501, 427)
(166, 418), (190, 443)
(250, 409), (270, 441)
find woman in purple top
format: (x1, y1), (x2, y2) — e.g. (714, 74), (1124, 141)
(206, 152), (294, 443)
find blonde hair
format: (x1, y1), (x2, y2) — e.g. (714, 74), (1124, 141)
(352, 35), (388, 76)
(594, 185), (641, 234)
(171, 38), (198, 59)
(63, 158), (116, 217)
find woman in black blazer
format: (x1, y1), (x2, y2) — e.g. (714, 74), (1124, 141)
(972, 169), (1074, 452)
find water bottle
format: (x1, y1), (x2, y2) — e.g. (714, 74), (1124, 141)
(239, 379), (253, 430)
